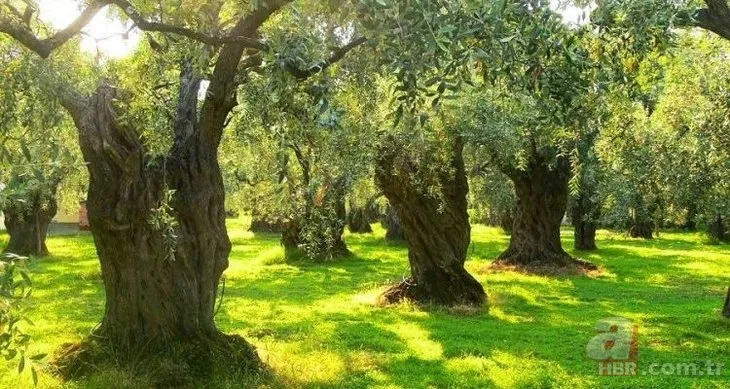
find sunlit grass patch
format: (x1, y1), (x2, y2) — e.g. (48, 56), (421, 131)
(0, 221), (728, 388)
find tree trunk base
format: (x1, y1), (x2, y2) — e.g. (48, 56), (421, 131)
(50, 331), (263, 384)
(723, 287), (730, 319)
(249, 218), (283, 233)
(493, 250), (598, 275)
(378, 276), (485, 307)
(629, 223), (654, 239)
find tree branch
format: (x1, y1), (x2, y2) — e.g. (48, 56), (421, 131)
(108, 0), (268, 50)
(198, 0), (294, 149)
(0, 0), (110, 58)
(284, 36), (368, 80)
(694, 0), (730, 41)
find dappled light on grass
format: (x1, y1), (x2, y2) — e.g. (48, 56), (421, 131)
(0, 220), (728, 388)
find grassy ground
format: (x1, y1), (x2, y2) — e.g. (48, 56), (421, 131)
(0, 220), (728, 388)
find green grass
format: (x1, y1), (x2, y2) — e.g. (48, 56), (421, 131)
(0, 220), (728, 388)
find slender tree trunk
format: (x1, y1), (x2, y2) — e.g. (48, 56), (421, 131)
(383, 205), (405, 241)
(723, 287), (730, 318)
(3, 191), (58, 257)
(571, 191), (599, 251)
(376, 138), (485, 306)
(495, 157), (596, 270)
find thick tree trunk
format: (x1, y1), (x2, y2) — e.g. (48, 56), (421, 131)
(376, 138), (485, 307)
(571, 191), (599, 251)
(3, 192), (58, 257)
(723, 287), (730, 318)
(348, 200), (374, 233)
(383, 205), (405, 241)
(495, 157), (596, 270)
(63, 81), (245, 354)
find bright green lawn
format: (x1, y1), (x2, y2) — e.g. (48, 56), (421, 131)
(0, 220), (728, 388)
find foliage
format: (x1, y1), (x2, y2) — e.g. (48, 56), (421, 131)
(0, 37), (85, 223)
(0, 254), (43, 386)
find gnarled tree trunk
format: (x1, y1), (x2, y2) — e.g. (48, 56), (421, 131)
(376, 137), (485, 307)
(495, 157), (595, 270)
(63, 81), (237, 351)
(3, 191), (58, 257)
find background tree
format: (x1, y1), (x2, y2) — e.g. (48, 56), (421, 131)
(457, 6), (603, 271)
(0, 38), (82, 256)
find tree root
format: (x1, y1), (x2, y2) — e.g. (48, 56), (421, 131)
(50, 332), (264, 386)
(378, 277), (486, 308)
(491, 252), (599, 276)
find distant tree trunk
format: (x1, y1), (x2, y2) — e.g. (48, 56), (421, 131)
(383, 205), (405, 241)
(495, 157), (596, 270)
(376, 137), (485, 307)
(629, 218), (654, 239)
(681, 205), (697, 231)
(628, 198), (654, 239)
(348, 199), (373, 233)
(283, 178), (349, 259)
(571, 191), (599, 251)
(325, 179), (349, 256)
(708, 214), (726, 242)
(499, 208), (514, 235)
(3, 190), (58, 257)
(281, 219), (301, 251)
(249, 212), (283, 233)
(723, 287), (730, 318)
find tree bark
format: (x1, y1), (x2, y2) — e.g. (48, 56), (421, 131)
(60, 83), (237, 350)
(495, 157), (596, 270)
(3, 191), (58, 257)
(376, 137), (485, 307)
(723, 287), (730, 318)
(571, 191), (599, 251)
